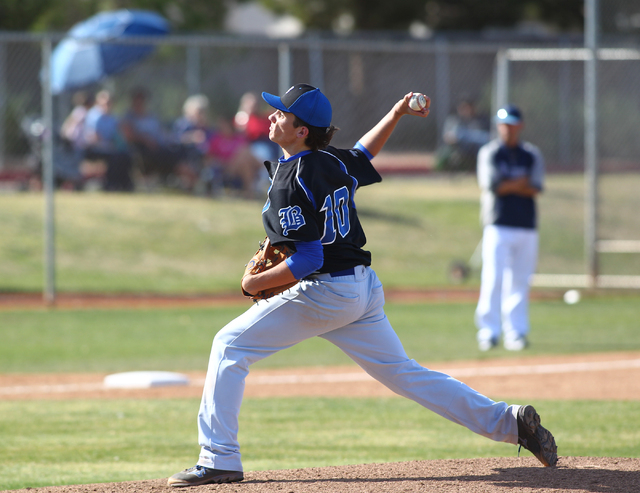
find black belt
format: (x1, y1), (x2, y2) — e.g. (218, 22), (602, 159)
(329, 267), (355, 277)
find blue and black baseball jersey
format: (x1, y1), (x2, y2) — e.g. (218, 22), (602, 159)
(261, 145), (382, 273)
(477, 139), (545, 229)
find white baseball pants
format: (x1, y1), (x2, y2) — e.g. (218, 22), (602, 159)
(475, 224), (539, 341)
(196, 265), (519, 471)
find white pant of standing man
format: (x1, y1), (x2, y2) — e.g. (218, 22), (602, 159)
(475, 224), (539, 351)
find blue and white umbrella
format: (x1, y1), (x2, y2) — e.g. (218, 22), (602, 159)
(50, 9), (170, 94)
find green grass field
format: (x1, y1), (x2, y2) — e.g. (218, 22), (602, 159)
(1, 294), (640, 490)
(1, 173), (639, 295)
(2, 397), (638, 491)
(2, 295), (640, 373)
(1, 175), (639, 490)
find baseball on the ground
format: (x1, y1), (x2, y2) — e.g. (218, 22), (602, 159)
(409, 93), (427, 111)
(563, 289), (581, 305)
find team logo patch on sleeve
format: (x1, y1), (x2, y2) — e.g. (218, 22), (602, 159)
(279, 206), (306, 236)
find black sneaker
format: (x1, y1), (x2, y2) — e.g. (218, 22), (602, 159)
(168, 465), (244, 487)
(517, 405), (558, 467)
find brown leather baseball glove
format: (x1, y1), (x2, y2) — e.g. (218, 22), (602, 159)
(241, 237), (298, 301)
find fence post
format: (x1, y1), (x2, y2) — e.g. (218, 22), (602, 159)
(187, 43), (201, 95)
(308, 35), (324, 92)
(278, 42), (291, 96)
(41, 36), (56, 305)
(558, 48), (573, 167)
(494, 49), (509, 111)
(492, 49), (510, 141)
(0, 41), (6, 170)
(435, 38), (450, 147)
(584, 0), (599, 288)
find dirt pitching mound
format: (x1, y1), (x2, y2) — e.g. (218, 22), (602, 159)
(5, 457), (638, 493)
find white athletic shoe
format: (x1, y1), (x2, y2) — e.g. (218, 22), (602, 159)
(504, 333), (528, 351)
(478, 338), (498, 351)
(477, 328), (498, 351)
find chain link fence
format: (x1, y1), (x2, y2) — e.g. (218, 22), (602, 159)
(1, 32), (638, 173)
(0, 33), (504, 177)
(495, 45), (640, 287)
(1, 0), (639, 291)
(496, 46), (640, 169)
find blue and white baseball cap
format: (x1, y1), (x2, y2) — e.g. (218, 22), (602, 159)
(262, 83), (332, 128)
(495, 104), (523, 125)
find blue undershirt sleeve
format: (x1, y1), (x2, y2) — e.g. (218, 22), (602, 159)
(285, 240), (324, 279)
(354, 141), (374, 161)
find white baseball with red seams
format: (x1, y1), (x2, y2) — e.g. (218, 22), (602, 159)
(409, 93), (427, 111)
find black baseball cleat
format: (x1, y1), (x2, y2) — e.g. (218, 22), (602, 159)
(517, 405), (558, 467)
(168, 465), (244, 487)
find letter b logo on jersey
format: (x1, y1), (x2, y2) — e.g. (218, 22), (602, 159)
(279, 206), (306, 236)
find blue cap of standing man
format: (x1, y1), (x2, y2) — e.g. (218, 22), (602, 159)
(495, 104), (523, 125)
(262, 83), (332, 128)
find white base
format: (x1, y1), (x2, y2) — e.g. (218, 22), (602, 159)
(103, 371), (190, 389)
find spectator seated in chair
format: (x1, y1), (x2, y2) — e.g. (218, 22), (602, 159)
(436, 97), (490, 173)
(234, 91), (280, 163)
(172, 94), (215, 192)
(121, 86), (193, 189)
(203, 117), (262, 199)
(82, 90), (134, 192)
